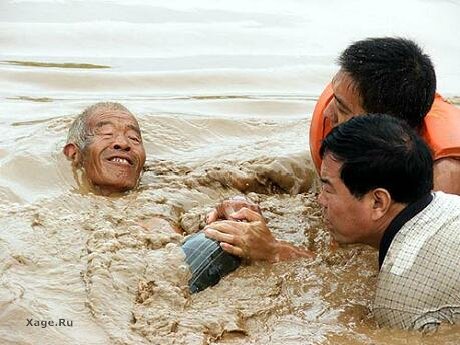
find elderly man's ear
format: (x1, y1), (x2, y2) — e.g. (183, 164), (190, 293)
(63, 143), (82, 167)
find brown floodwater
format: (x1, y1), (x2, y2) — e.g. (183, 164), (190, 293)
(1, 1), (460, 344)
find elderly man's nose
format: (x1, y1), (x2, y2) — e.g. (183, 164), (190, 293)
(112, 134), (131, 150)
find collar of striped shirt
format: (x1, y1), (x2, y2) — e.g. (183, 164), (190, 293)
(378, 193), (433, 269)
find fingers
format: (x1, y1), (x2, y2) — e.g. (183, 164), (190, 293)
(227, 199), (260, 215)
(204, 227), (235, 244)
(206, 209), (219, 224)
(207, 197), (262, 223)
(230, 207), (264, 223)
(242, 202), (261, 214)
(204, 220), (244, 235)
(204, 223), (247, 258)
(220, 242), (245, 258)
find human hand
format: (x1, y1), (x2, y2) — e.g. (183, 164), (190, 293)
(204, 207), (279, 262)
(206, 196), (262, 224)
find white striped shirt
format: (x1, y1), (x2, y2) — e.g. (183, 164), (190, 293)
(374, 192), (460, 331)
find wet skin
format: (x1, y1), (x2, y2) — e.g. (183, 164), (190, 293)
(81, 110), (146, 195)
(323, 69), (365, 127)
(317, 153), (375, 245)
(324, 69), (460, 195)
(317, 153), (405, 248)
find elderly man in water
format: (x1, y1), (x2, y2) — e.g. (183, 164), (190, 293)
(63, 102), (146, 195)
(205, 114), (460, 331)
(63, 102), (240, 293)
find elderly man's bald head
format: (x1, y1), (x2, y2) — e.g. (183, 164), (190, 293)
(66, 102), (133, 150)
(64, 102), (146, 195)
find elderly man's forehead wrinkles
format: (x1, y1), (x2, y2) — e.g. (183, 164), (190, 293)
(95, 120), (113, 128)
(94, 120), (141, 134)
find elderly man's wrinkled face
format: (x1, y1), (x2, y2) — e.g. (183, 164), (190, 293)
(81, 109), (146, 194)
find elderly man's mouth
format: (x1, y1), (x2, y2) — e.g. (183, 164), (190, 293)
(107, 156), (133, 166)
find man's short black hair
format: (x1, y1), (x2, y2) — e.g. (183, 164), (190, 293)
(338, 37), (436, 128)
(320, 114), (433, 204)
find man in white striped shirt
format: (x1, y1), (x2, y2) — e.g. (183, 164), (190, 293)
(205, 114), (460, 330)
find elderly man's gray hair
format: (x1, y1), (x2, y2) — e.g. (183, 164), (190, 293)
(66, 102), (132, 149)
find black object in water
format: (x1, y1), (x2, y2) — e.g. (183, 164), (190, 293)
(182, 232), (241, 293)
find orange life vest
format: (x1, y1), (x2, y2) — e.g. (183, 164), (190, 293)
(309, 84), (460, 172)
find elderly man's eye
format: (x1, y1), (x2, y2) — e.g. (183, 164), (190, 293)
(129, 136), (141, 143)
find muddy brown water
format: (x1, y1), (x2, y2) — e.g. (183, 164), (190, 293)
(1, 1), (460, 344)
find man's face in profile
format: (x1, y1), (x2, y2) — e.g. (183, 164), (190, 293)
(81, 109), (146, 194)
(323, 70), (366, 127)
